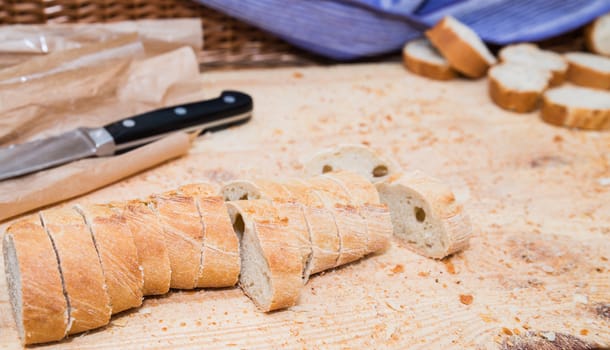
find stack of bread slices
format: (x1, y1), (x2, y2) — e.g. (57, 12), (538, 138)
(3, 167), (471, 345)
(402, 14), (610, 130)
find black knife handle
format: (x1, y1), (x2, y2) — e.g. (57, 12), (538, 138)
(104, 90), (252, 151)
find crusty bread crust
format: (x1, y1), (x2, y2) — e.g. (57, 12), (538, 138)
(39, 208), (111, 334)
(541, 92), (610, 130)
(77, 204), (143, 314)
(4, 217), (68, 344)
(179, 183), (240, 288)
(282, 179), (340, 275)
(227, 200), (302, 311)
(150, 191), (204, 289)
(403, 41), (457, 81)
(488, 76), (544, 113)
(565, 57), (610, 90)
(426, 17), (495, 78)
(306, 175), (367, 266)
(323, 171), (391, 254)
(116, 200), (171, 296)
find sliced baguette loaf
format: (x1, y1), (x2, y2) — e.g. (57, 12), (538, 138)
(179, 183), (240, 288)
(39, 208), (111, 334)
(226, 200), (303, 311)
(322, 171), (392, 253)
(303, 144), (398, 183)
(306, 175), (368, 266)
(402, 38), (457, 81)
(282, 179), (341, 275)
(425, 16), (496, 78)
(376, 172), (472, 259)
(499, 43), (567, 86)
(76, 204), (143, 314)
(585, 14), (610, 57)
(112, 200), (171, 296)
(488, 62), (551, 113)
(3, 216), (68, 345)
(222, 180), (312, 281)
(149, 191), (204, 289)
(541, 85), (610, 130)
(564, 52), (610, 90)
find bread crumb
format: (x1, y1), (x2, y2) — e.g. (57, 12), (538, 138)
(541, 331), (556, 341)
(443, 259), (456, 274)
(502, 327), (513, 336)
(553, 135), (563, 143)
(390, 264), (404, 274)
(418, 271), (430, 277)
(459, 294), (473, 305)
(293, 72), (303, 78)
(580, 329), (588, 336)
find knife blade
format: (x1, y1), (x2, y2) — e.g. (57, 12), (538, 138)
(0, 90), (252, 181)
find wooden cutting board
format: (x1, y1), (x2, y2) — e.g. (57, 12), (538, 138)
(1, 63), (609, 349)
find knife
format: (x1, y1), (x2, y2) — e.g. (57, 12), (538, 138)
(0, 90), (252, 181)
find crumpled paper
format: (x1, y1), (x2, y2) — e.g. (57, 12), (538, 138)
(0, 27), (205, 222)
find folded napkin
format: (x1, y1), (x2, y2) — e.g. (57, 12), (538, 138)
(196, 0), (610, 60)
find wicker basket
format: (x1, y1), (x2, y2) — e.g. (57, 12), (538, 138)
(0, 0), (319, 68)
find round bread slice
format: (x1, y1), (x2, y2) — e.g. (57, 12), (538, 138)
(282, 178), (341, 275)
(585, 14), (610, 57)
(499, 43), (567, 86)
(179, 183), (240, 288)
(111, 200), (172, 296)
(375, 171), (472, 259)
(402, 38), (457, 80)
(149, 190), (205, 290)
(305, 175), (368, 266)
(425, 16), (496, 78)
(3, 216), (69, 345)
(488, 62), (551, 113)
(222, 180), (312, 282)
(541, 85), (610, 130)
(322, 171), (392, 254)
(226, 200), (303, 312)
(39, 208), (111, 335)
(302, 144), (399, 183)
(564, 52), (610, 90)
(76, 204), (143, 314)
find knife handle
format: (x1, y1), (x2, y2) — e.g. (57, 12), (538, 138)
(103, 90), (252, 151)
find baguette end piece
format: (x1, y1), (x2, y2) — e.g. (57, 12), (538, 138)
(376, 172), (472, 259)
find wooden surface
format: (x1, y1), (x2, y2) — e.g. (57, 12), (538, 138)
(1, 63), (609, 349)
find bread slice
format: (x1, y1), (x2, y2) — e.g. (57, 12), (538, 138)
(305, 175), (368, 266)
(322, 171), (392, 253)
(376, 171), (472, 259)
(179, 183), (240, 288)
(149, 190), (204, 289)
(425, 16), (496, 78)
(226, 200), (303, 311)
(564, 52), (610, 90)
(488, 62), (551, 113)
(499, 43), (567, 86)
(402, 38), (457, 80)
(39, 208), (111, 334)
(541, 85), (610, 130)
(76, 204), (143, 314)
(282, 179), (341, 275)
(111, 200), (171, 296)
(303, 144), (399, 183)
(222, 180), (312, 281)
(3, 216), (68, 344)
(585, 14), (610, 57)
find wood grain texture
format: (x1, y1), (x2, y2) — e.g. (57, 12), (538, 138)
(1, 63), (609, 349)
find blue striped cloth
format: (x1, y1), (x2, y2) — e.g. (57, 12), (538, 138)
(195, 0), (610, 60)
